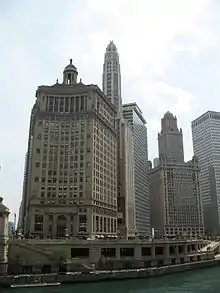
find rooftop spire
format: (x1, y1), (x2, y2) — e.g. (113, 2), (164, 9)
(103, 41), (122, 116)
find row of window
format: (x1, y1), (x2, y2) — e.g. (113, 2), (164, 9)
(46, 95), (88, 113)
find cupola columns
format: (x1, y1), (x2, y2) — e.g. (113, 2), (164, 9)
(63, 59), (78, 85)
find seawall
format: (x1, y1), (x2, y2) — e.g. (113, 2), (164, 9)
(0, 259), (219, 287)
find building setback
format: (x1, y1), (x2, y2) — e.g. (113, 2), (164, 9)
(20, 59), (118, 239)
(123, 103), (150, 236)
(149, 112), (204, 238)
(192, 111), (220, 234)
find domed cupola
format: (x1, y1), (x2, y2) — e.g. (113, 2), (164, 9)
(63, 59), (78, 85)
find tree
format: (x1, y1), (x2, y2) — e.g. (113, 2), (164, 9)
(8, 253), (22, 275)
(49, 249), (68, 265)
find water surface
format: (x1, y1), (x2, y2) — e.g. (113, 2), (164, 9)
(2, 266), (220, 292)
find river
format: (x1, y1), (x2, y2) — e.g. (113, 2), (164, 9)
(2, 266), (220, 292)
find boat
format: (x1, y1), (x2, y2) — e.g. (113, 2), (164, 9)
(10, 282), (61, 288)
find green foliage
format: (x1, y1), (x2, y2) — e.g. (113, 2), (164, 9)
(98, 255), (105, 269)
(49, 249), (68, 264)
(8, 253), (21, 264)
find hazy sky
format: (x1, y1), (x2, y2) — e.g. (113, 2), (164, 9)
(1, 0), (220, 218)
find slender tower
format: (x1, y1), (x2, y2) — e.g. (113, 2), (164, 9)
(102, 42), (136, 239)
(102, 41), (122, 117)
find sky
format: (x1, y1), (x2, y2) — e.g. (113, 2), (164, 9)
(1, 0), (220, 218)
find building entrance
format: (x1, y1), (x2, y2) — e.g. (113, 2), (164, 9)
(57, 215), (67, 238)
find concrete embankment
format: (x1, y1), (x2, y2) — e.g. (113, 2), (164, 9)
(0, 259), (219, 287)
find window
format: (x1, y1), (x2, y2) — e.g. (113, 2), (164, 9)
(36, 162), (40, 167)
(36, 148), (40, 154)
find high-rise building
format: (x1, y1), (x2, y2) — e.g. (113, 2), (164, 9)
(192, 111), (220, 234)
(149, 112), (204, 238)
(123, 103), (150, 236)
(102, 41), (122, 116)
(21, 59), (118, 239)
(102, 41), (136, 238)
(158, 111), (184, 163)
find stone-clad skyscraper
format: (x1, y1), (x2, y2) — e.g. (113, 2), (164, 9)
(20, 60), (118, 239)
(149, 112), (204, 238)
(102, 42), (136, 238)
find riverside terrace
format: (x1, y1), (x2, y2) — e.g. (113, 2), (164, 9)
(8, 239), (214, 270)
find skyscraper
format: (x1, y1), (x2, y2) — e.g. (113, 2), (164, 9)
(149, 112), (204, 238)
(158, 111), (184, 163)
(192, 111), (220, 234)
(21, 59), (118, 239)
(102, 41), (122, 116)
(102, 41), (136, 239)
(123, 103), (150, 236)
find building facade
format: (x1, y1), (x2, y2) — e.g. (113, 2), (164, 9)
(21, 60), (118, 239)
(149, 112), (204, 238)
(149, 157), (204, 237)
(117, 120), (136, 238)
(0, 197), (9, 274)
(122, 103), (150, 236)
(192, 111), (220, 234)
